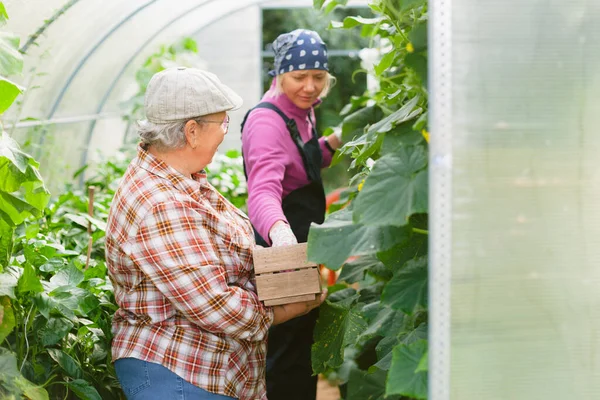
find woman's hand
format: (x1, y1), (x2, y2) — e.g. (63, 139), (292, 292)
(269, 220), (297, 247)
(272, 289), (327, 325)
(326, 130), (343, 151)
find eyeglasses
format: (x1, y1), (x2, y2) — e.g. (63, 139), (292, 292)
(196, 115), (230, 133)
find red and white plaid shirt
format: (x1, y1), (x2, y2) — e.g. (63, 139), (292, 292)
(106, 145), (273, 400)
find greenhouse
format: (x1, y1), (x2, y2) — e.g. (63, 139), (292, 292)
(1, 0), (599, 399)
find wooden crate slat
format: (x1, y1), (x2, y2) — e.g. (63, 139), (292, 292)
(264, 294), (317, 306)
(255, 267), (321, 301)
(253, 243), (317, 274)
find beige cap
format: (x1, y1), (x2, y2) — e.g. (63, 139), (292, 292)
(144, 67), (243, 123)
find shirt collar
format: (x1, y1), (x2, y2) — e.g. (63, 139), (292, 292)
(134, 144), (206, 198)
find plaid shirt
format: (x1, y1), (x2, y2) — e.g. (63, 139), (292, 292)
(106, 145), (273, 400)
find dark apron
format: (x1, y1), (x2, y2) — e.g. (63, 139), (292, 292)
(242, 102), (326, 400)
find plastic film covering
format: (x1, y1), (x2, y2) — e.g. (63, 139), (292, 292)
(6, 0), (263, 119)
(3, 0), (270, 188)
(431, 0), (600, 398)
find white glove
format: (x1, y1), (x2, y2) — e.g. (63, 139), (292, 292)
(269, 220), (298, 247)
(333, 127), (342, 141)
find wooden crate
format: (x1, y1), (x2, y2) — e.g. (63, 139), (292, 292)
(253, 243), (321, 306)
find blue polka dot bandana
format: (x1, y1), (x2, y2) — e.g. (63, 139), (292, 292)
(269, 29), (329, 77)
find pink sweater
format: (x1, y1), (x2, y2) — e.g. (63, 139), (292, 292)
(241, 87), (333, 244)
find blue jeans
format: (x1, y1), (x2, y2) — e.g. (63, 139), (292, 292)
(114, 358), (236, 400)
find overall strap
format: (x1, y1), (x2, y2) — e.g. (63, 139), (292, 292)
(241, 102), (319, 182)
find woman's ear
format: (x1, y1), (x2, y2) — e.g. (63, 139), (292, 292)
(184, 120), (198, 149)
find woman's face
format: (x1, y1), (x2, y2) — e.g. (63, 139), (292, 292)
(190, 111), (228, 167)
(280, 70), (328, 109)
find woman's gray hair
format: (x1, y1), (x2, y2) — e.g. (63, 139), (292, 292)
(137, 119), (188, 151)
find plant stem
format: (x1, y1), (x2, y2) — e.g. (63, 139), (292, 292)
(19, 303), (34, 372)
(20, 0), (81, 54)
(412, 227), (429, 235)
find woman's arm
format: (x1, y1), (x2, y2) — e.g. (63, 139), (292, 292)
(242, 109), (292, 244)
(132, 201), (274, 341)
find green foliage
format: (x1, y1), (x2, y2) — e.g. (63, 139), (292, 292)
(0, 159), (123, 398)
(205, 149), (248, 211)
(309, 0), (429, 398)
(0, 29), (249, 397)
(0, 132), (50, 229)
(0, 5), (23, 115)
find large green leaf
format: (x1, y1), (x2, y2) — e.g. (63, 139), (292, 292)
(323, 0), (349, 14)
(359, 304), (401, 341)
(341, 106), (383, 142)
(375, 50), (396, 76)
(0, 296), (15, 342)
(327, 287), (359, 307)
(397, 0), (427, 12)
(16, 377), (49, 400)
(312, 300), (368, 374)
(0, 132), (50, 225)
(381, 122), (426, 156)
(382, 256), (428, 313)
(0, 131), (31, 176)
(400, 323), (428, 345)
(0, 348), (48, 399)
(0, 32), (22, 76)
(0, 76), (23, 114)
(17, 263), (43, 294)
(331, 16), (386, 29)
(0, 271), (17, 298)
(0, 190), (42, 225)
(405, 53), (428, 88)
(338, 255), (384, 284)
(376, 323), (427, 370)
(37, 316), (73, 346)
(313, 0), (326, 9)
(408, 22), (428, 52)
(386, 340), (428, 399)
(47, 348), (83, 379)
(21, 180), (51, 214)
(34, 290), (77, 320)
(308, 207), (412, 270)
(375, 335), (399, 371)
(0, 218), (13, 268)
(49, 286), (100, 317)
(346, 367), (401, 400)
(353, 146), (428, 226)
(365, 96), (421, 135)
(0, 4), (8, 27)
(66, 379), (102, 400)
(377, 230), (428, 273)
(49, 264), (84, 288)
(415, 350), (428, 372)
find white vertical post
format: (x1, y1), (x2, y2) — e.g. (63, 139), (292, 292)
(428, 0), (452, 398)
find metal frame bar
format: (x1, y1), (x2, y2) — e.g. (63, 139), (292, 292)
(34, 0), (368, 177)
(80, 0), (221, 173)
(39, 0), (161, 154)
(82, 0), (276, 172)
(6, 112), (121, 129)
(428, 0), (453, 399)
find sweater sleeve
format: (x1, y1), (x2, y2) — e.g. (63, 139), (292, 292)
(318, 137), (334, 168)
(242, 109), (291, 244)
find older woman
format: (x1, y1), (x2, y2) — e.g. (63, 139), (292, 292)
(241, 30), (342, 400)
(105, 67), (324, 400)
